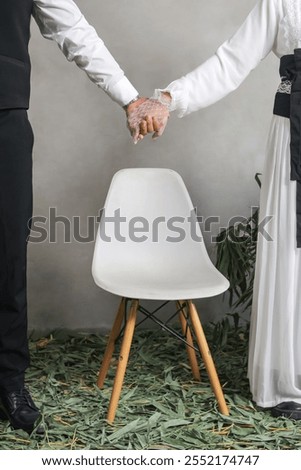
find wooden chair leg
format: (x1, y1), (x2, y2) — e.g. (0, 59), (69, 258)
(177, 301), (201, 381)
(187, 300), (229, 416)
(97, 298), (126, 388)
(107, 299), (139, 423)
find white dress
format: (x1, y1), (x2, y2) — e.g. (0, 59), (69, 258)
(160, 0), (301, 408)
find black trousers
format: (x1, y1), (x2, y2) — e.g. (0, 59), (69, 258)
(0, 109), (33, 392)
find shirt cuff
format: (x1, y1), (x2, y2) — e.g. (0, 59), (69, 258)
(154, 78), (189, 118)
(104, 76), (139, 107)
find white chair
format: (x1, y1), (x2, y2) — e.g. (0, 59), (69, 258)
(92, 168), (230, 423)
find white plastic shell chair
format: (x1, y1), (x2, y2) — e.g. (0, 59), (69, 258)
(92, 168), (230, 422)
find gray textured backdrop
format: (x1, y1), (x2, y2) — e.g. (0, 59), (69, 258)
(27, 0), (278, 333)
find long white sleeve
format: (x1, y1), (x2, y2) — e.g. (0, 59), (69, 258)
(32, 0), (138, 107)
(161, 0), (281, 117)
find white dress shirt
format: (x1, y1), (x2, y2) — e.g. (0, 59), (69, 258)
(32, 0), (138, 107)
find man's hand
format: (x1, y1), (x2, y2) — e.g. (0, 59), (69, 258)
(126, 96), (170, 144)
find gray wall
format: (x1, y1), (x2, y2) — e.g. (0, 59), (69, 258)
(27, 0), (279, 333)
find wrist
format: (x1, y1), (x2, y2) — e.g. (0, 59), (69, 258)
(152, 90), (172, 111)
(123, 94), (140, 112)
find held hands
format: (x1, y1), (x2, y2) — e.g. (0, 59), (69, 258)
(126, 93), (171, 144)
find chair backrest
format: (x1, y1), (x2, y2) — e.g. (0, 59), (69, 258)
(92, 168), (228, 298)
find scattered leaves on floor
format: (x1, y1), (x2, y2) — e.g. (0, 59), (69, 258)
(1, 323), (301, 450)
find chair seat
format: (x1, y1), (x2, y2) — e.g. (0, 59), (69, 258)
(93, 257), (229, 300)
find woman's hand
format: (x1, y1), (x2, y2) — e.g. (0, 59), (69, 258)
(126, 94), (171, 144)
